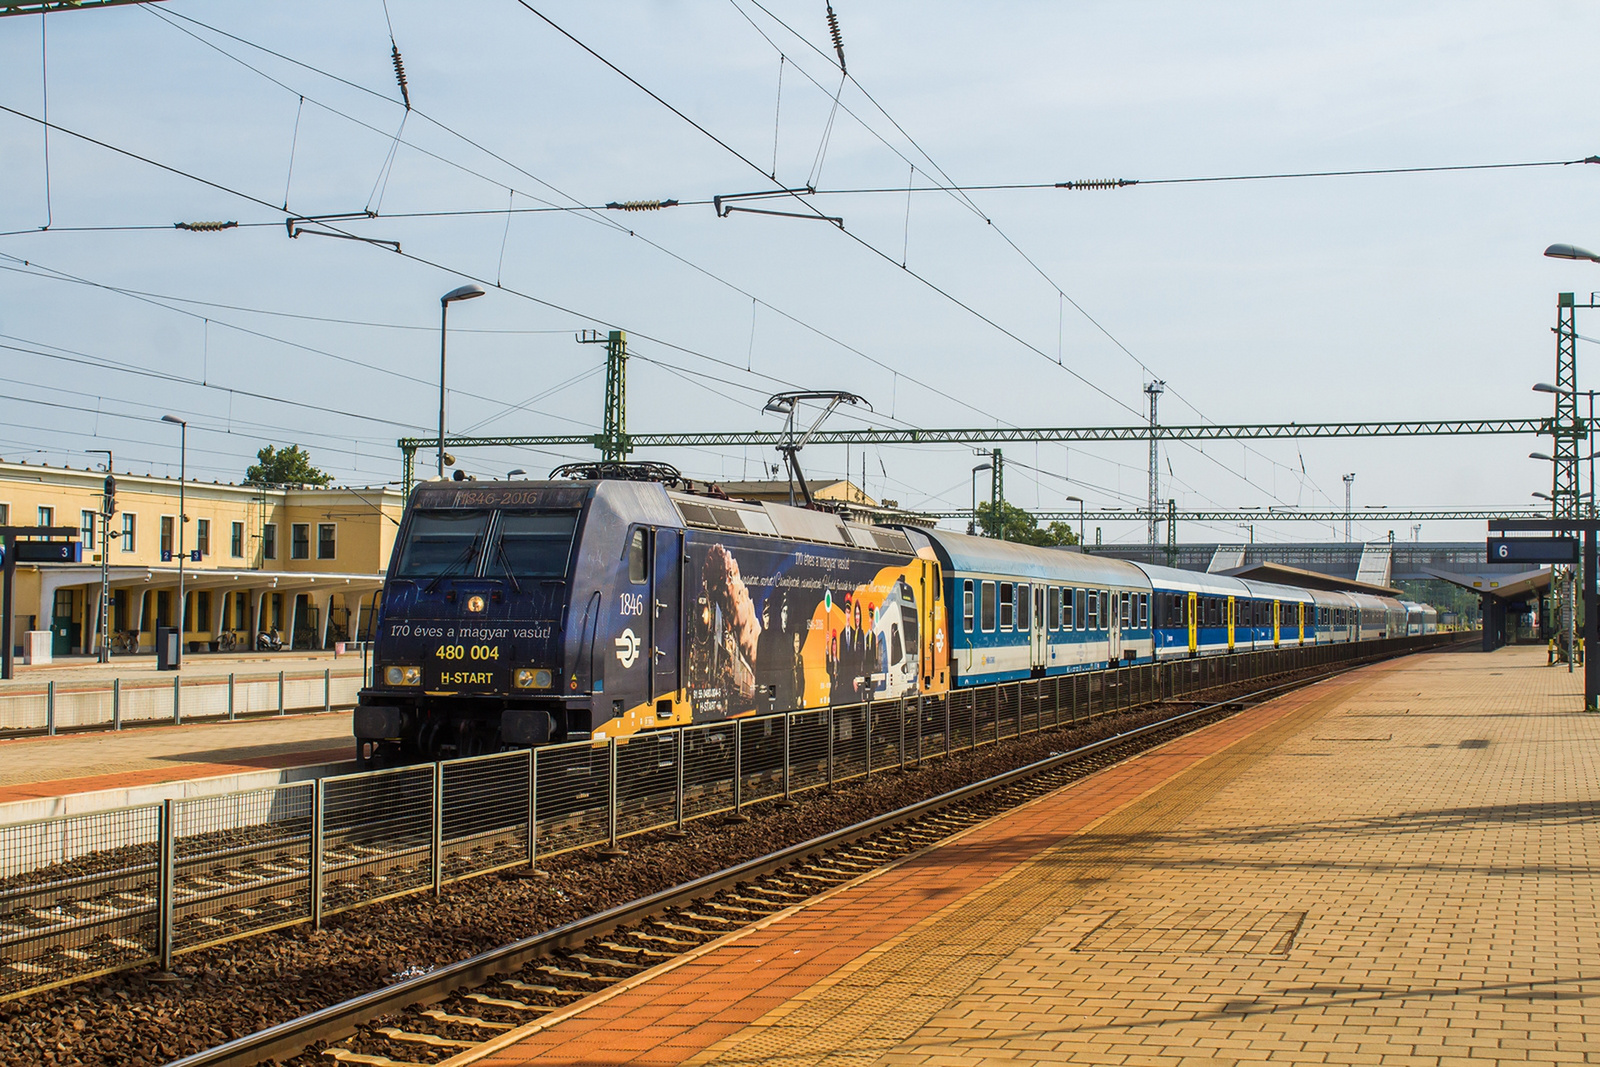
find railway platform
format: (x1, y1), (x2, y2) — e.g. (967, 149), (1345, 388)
(456, 644), (1595, 1067)
(0, 710), (353, 822)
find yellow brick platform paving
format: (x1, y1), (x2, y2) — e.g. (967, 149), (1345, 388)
(465, 646), (1598, 1067)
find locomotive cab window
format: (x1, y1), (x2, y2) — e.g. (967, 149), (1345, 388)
(627, 528), (648, 583)
(396, 510), (490, 578)
(497, 511), (580, 578)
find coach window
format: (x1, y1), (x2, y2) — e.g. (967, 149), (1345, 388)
(1047, 587), (1060, 631)
(1060, 587), (1072, 630)
(627, 528), (648, 583)
(1017, 583), (1031, 630)
(998, 582), (1014, 630)
(1121, 592), (1131, 627)
(1139, 594), (1149, 628)
(1086, 590), (1098, 630)
(1073, 587), (1085, 630)
(980, 581), (996, 632)
(962, 580), (975, 632)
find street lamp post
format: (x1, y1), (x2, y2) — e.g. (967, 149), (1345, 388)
(161, 416), (186, 666)
(86, 449), (113, 663)
(438, 284), (487, 479)
(969, 464), (992, 536)
(1066, 495), (1085, 547)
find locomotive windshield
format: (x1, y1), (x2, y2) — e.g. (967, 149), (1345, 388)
(393, 508), (578, 581)
(395, 510), (490, 578)
(495, 511), (579, 577)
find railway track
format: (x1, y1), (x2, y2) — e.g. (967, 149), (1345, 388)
(169, 666), (1351, 1067)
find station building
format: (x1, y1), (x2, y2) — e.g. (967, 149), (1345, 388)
(0, 459), (404, 656)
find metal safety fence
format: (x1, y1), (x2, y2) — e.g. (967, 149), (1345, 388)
(0, 633), (1462, 1000)
(0, 668), (366, 736)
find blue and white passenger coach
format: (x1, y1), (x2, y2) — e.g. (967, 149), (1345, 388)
(903, 529), (1153, 685)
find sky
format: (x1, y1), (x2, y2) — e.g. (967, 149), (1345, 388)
(1, 1), (1597, 547)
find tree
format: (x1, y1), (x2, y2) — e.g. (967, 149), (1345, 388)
(245, 444), (331, 487)
(973, 501), (1079, 546)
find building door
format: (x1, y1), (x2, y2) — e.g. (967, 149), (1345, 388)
(650, 528), (681, 707)
(51, 590), (78, 656)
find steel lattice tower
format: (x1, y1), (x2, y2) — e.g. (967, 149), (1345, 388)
(1145, 381), (1164, 550)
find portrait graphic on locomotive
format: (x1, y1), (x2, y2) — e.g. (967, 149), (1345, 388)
(683, 538), (925, 718)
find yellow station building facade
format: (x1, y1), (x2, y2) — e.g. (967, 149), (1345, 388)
(0, 459), (405, 656)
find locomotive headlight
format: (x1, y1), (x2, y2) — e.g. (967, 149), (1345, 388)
(514, 668), (553, 689)
(385, 665), (421, 687)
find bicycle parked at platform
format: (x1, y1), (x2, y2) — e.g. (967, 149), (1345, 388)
(111, 630), (139, 654)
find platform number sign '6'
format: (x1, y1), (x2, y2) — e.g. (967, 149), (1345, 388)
(614, 628), (641, 669)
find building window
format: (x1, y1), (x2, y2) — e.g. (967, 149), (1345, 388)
(161, 516), (175, 557)
(38, 505), (53, 527)
(962, 580), (974, 632)
(196, 518), (210, 557)
(121, 513), (136, 552)
(263, 523), (277, 560)
(291, 523), (310, 560)
(231, 521), (244, 558)
(317, 523), (336, 560)
(0, 504), (8, 525)
(81, 509), (96, 546)
(193, 591), (211, 632)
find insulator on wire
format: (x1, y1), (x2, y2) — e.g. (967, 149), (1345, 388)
(826, 4), (846, 73)
(605, 200), (680, 212)
(391, 43), (411, 111)
(1055, 178), (1138, 190)
(174, 221), (238, 232)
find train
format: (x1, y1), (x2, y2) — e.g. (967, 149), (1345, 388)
(351, 474), (1437, 767)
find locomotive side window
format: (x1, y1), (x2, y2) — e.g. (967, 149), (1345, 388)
(963, 580), (975, 632)
(396, 510), (491, 578)
(999, 582), (1014, 630)
(496, 511), (580, 578)
(627, 528), (648, 583)
(980, 581), (996, 632)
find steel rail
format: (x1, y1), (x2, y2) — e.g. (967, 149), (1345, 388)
(166, 649), (1412, 1067)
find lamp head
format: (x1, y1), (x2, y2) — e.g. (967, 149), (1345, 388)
(442, 283), (487, 305)
(1545, 243), (1600, 263)
(160, 415), (186, 426)
(972, 463), (991, 474)
(1533, 382), (1562, 395)
(1530, 452), (1555, 461)
(507, 468), (526, 478)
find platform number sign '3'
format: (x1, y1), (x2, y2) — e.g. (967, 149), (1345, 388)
(615, 628), (641, 669)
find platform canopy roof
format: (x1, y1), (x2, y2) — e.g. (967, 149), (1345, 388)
(1220, 561), (1403, 598)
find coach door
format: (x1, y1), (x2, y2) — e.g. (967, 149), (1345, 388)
(1107, 589), (1123, 662)
(1030, 585), (1048, 675)
(1187, 591), (1198, 654)
(650, 528), (681, 707)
